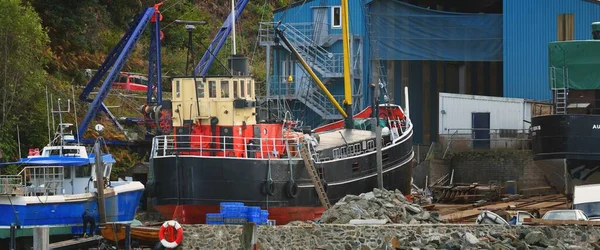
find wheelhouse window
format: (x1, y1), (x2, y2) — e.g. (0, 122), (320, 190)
(247, 80), (252, 98)
(332, 6), (341, 28)
(221, 81), (230, 98)
(196, 80), (205, 98)
(233, 81), (239, 98)
(175, 80), (180, 98)
(240, 80), (245, 98)
(75, 165), (92, 178)
(209, 81), (217, 98)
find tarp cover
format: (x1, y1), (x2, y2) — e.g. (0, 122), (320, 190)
(549, 40), (600, 90)
(369, 0), (503, 61)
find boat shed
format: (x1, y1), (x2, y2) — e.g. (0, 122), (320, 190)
(262, 0), (600, 145)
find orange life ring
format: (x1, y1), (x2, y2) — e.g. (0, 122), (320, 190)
(158, 220), (183, 248)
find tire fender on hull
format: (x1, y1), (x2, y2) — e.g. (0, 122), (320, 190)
(261, 180), (275, 196)
(285, 180), (299, 198)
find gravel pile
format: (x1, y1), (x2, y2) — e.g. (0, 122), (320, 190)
(320, 188), (444, 224)
(389, 228), (600, 250)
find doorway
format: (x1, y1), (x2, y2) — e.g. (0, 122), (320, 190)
(472, 112), (490, 149)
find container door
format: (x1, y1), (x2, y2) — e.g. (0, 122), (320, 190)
(472, 112), (490, 149)
(312, 7), (328, 45)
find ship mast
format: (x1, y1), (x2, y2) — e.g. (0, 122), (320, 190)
(341, 0), (353, 128)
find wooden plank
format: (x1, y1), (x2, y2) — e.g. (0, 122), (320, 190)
(520, 201), (565, 210)
(48, 235), (102, 250)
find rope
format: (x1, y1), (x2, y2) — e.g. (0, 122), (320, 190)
(7, 195), (22, 226)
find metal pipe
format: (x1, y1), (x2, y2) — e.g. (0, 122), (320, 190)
(275, 29), (347, 118)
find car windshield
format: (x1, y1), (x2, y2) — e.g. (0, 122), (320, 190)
(574, 202), (600, 218)
(543, 211), (577, 220)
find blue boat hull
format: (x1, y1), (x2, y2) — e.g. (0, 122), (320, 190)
(0, 182), (144, 231)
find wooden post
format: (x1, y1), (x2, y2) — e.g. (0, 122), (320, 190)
(240, 222), (257, 250)
(125, 223), (131, 250)
(94, 141), (107, 224)
(9, 223), (16, 250)
(33, 227), (49, 250)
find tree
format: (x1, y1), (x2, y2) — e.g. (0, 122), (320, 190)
(0, 0), (50, 161)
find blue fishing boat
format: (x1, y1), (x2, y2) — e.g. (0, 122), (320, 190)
(0, 123), (144, 237)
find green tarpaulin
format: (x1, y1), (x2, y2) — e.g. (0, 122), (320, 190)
(351, 118), (387, 131)
(549, 40), (600, 90)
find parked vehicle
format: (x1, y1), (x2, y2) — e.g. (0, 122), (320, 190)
(476, 210), (536, 226)
(542, 209), (588, 221)
(113, 73), (150, 92)
(573, 184), (600, 221)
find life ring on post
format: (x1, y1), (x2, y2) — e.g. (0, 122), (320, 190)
(158, 220), (183, 249)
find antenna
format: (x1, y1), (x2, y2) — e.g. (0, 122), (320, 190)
(231, 0), (237, 55)
(72, 86), (80, 145)
(45, 85), (51, 144)
(16, 125), (21, 158)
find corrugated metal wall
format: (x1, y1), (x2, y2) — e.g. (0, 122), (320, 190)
(503, 0), (600, 101)
(438, 93), (530, 135)
(388, 60), (502, 144)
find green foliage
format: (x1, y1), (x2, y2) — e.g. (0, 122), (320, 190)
(0, 0), (50, 160)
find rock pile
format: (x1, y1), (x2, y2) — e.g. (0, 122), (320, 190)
(320, 188), (443, 224)
(387, 228), (600, 250)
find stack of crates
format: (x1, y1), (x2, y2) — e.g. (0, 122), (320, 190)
(221, 202), (248, 225)
(205, 202), (270, 225)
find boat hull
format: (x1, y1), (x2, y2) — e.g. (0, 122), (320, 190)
(149, 131), (414, 225)
(532, 114), (600, 195)
(0, 182), (144, 232)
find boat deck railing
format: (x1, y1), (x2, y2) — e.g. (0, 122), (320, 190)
(0, 166), (64, 196)
(151, 134), (306, 160)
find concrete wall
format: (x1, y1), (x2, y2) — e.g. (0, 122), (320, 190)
(449, 150), (549, 190)
(180, 224), (600, 249)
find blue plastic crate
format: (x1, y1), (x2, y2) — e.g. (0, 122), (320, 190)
(206, 213), (224, 223)
(206, 221), (225, 225)
(246, 206), (261, 213)
(222, 205), (248, 214)
(220, 202), (244, 211)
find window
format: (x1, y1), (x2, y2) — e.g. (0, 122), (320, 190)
(209, 81), (217, 98)
(176, 80), (180, 98)
(64, 167), (71, 179)
(247, 80), (251, 98)
(233, 81), (239, 98)
(196, 80), (205, 98)
(221, 81), (230, 98)
(75, 165), (91, 178)
(117, 76), (127, 83)
(240, 80), (245, 98)
(557, 13), (574, 41)
(331, 6), (341, 28)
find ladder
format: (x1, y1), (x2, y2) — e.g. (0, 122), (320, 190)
(555, 88), (567, 114)
(299, 141), (331, 209)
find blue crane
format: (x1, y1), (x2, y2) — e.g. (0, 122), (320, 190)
(74, 4), (164, 144)
(73, 0), (249, 144)
(194, 0), (248, 76)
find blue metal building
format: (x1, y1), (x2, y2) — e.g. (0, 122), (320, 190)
(503, 0), (600, 101)
(260, 0), (600, 144)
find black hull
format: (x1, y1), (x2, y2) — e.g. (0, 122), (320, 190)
(148, 132), (414, 209)
(532, 114), (600, 194)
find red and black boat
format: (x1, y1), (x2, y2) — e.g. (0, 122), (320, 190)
(145, 1), (414, 225)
